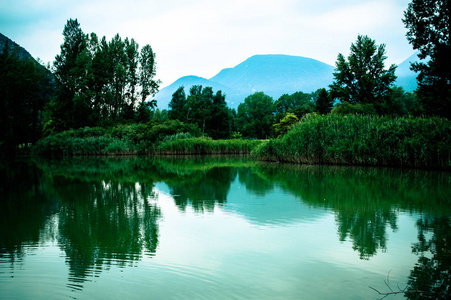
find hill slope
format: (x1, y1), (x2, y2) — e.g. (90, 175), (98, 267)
(395, 53), (419, 92)
(153, 54), (335, 109)
(153, 53), (420, 110)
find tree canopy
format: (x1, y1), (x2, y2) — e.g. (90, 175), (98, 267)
(168, 85), (232, 139)
(236, 92), (274, 139)
(49, 19), (160, 133)
(403, 0), (450, 118)
(329, 35), (397, 114)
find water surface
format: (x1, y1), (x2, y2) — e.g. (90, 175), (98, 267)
(1, 156), (450, 299)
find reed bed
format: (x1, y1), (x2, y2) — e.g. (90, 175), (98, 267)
(252, 114), (451, 169)
(155, 136), (263, 155)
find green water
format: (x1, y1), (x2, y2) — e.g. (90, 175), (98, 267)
(1, 156), (450, 299)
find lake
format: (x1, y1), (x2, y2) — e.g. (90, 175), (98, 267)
(1, 156), (450, 299)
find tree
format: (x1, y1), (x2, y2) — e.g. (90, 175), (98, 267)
(313, 88), (333, 115)
(53, 18), (89, 129)
(236, 92), (274, 139)
(208, 90), (232, 139)
(272, 112), (298, 136)
(49, 19), (161, 131)
(274, 91), (313, 121)
(168, 86), (187, 121)
(403, 0), (451, 118)
(0, 41), (53, 148)
(329, 35), (397, 114)
(139, 44), (160, 107)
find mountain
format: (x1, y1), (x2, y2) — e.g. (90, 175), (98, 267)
(153, 54), (335, 109)
(0, 33), (38, 62)
(152, 75), (244, 109)
(395, 52), (419, 92)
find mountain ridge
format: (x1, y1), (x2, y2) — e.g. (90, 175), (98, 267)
(153, 53), (418, 110)
(153, 54), (336, 109)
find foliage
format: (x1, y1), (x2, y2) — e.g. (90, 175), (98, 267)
(168, 86), (186, 121)
(50, 19), (160, 131)
(236, 92), (275, 139)
(387, 86), (422, 116)
(274, 91), (314, 121)
(313, 88), (333, 115)
(252, 113), (451, 169)
(272, 113), (299, 136)
(0, 41), (53, 149)
(168, 85), (232, 139)
(155, 136), (263, 155)
(329, 35), (397, 114)
(331, 102), (377, 115)
(403, 0), (451, 118)
(231, 131), (242, 139)
(32, 120), (202, 156)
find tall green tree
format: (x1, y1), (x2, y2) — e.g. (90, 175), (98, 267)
(53, 18), (90, 129)
(313, 88), (333, 115)
(168, 86), (187, 121)
(50, 19), (160, 131)
(139, 44), (160, 108)
(403, 0), (450, 118)
(329, 35), (397, 114)
(208, 90), (231, 139)
(236, 92), (274, 139)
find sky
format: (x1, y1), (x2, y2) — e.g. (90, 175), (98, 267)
(0, 0), (415, 88)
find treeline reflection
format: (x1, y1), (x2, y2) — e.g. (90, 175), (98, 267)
(1, 156), (450, 297)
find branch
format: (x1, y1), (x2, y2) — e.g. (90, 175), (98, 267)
(369, 271), (429, 299)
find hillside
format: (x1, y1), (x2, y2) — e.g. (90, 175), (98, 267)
(1, 33), (38, 62)
(395, 53), (419, 92)
(153, 53), (419, 110)
(153, 54), (335, 109)
(152, 75), (244, 109)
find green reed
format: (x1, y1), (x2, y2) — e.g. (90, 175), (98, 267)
(155, 136), (263, 155)
(252, 113), (451, 169)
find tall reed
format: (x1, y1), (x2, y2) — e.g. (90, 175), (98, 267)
(155, 136), (263, 155)
(252, 114), (451, 169)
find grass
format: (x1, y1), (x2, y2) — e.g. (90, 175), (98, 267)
(252, 113), (451, 169)
(155, 136), (263, 155)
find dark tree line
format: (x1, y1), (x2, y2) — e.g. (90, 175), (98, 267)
(168, 87), (335, 139)
(48, 19), (160, 133)
(0, 41), (53, 149)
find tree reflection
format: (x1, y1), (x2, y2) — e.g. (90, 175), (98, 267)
(53, 178), (160, 289)
(405, 215), (451, 299)
(17, 157), (163, 291)
(152, 156), (245, 212)
(253, 164), (450, 259)
(0, 160), (58, 264)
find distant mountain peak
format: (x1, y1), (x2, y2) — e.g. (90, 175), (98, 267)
(153, 53), (418, 109)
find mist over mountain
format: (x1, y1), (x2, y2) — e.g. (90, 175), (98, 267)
(153, 53), (419, 109)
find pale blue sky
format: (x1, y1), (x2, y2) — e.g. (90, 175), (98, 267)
(0, 0), (414, 88)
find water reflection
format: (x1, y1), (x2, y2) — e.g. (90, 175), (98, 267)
(406, 215), (451, 299)
(1, 156), (450, 298)
(0, 159), (58, 263)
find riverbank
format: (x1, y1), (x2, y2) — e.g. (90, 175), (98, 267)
(252, 114), (451, 169)
(30, 114), (451, 169)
